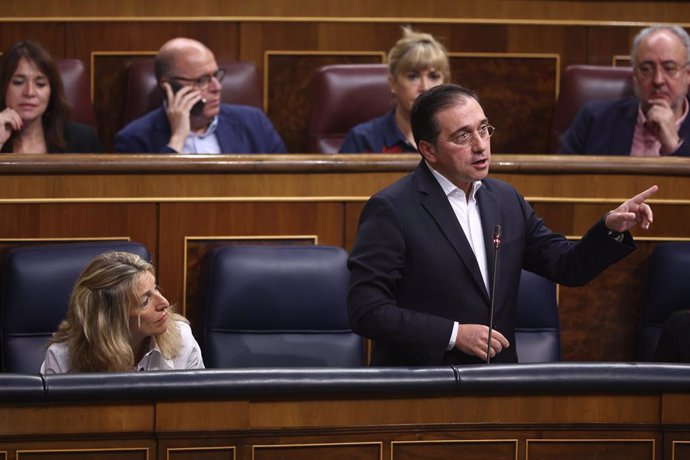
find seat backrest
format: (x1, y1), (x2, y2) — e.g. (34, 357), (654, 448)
(515, 270), (561, 363)
(551, 64), (634, 152)
(308, 64), (392, 153)
(0, 241), (150, 373)
(636, 242), (690, 361)
(122, 58), (262, 126)
(199, 245), (364, 368)
(57, 59), (98, 132)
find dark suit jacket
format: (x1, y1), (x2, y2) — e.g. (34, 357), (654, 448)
(64, 121), (102, 153)
(560, 96), (690, 156)
(114, 104), (286, 153)
(347, 161), (635, 366)
(1, 121), (101, 153)
(654, 309), (690, 363)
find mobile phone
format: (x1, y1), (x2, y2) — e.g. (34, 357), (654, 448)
(168, 81), (206, 116)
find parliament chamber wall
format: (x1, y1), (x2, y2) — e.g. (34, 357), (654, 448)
(3, 4), (690, 459)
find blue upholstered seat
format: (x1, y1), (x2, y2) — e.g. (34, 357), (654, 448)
(199, 245), (364, 368)
(636, 242), (690, 361)
(515, 270), (561, 363)
(0, 241), (150, 373)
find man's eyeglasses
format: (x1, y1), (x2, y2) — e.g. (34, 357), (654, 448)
(169, 68), (225, 88)
(635, 61), (689, 79)
(448, 124), (495, 147)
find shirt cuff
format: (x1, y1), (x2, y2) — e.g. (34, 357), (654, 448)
(448, 321), (459, 351)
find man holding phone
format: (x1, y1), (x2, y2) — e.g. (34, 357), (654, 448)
(115, 38), (286, 154)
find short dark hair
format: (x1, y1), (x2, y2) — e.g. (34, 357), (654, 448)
(411, 83), (479, 147)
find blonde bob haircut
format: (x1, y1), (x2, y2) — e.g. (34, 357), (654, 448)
(48, 251), (187, 372)
(388, 27), (450, 82)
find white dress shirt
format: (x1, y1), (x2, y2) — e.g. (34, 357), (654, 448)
(427, 163), (487, 350)
(182, 116), (222, 154)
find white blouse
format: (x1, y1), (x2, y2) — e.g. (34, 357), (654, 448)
(40, 320), (205, 373)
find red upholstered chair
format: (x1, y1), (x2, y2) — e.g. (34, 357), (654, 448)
(122, 58), (262, 127)
(57, 59), (97, 132)
(550, 65), (634, 152)
(308, 64), (393, 153)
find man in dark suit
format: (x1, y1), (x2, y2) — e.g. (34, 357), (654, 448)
(114, 37), (285, 154)
(560, 25), (690, 156)
(348, 84), (658, 366)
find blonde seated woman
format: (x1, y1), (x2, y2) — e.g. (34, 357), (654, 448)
(339, 27), (450, 153)
(41, 251), (204, 373)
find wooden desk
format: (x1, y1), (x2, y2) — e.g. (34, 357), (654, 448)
(2, 365), (690, 460)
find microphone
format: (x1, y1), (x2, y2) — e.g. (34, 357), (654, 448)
(486, 224), (502, 364)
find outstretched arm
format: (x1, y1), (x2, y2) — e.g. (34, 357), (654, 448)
(605, 185), (659, 233)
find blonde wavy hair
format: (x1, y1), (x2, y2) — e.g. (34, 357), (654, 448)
(388, 27), (450, 81)
(48, 251), (187, 372)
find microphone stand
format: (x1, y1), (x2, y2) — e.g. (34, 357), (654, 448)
(486, 224), (502, 364)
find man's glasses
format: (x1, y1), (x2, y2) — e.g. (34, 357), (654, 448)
(635, 61), (689, 79)
(448, 124), (495, 147)
(169, 68), (225, 88)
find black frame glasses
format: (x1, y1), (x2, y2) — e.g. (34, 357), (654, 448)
(169, 68), (226, 87)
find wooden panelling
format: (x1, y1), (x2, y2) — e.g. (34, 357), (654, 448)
(167, 446), (236, 460)
(0, 386), (685, 460)
(661, 394), (690, 424)
(392, 440), (517, 460)
(5, 0), (690, 22)
(0, 403), (153, 436)
(526, 439), (655, 460)
(0, 202), (157, 243)
(16, 447), (149, 460)
(253, 443), (381, 460)
(0, 23), (65, 57)
(559, 242), (653, 362)
(156, 401), (249, 431)
(673, 442), (690, 460)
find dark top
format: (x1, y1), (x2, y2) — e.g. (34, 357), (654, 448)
(339, 109), (417, 153)
(114, 104), (286, 154)
(347, 161), (635, 366)
(1, 121), (101, 153)
(654, 309), (690, 363)
(64, 121), (102, 153)
(560, 96), (690, 156)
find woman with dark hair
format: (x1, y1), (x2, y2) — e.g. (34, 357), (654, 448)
(0, 40), (101, 153)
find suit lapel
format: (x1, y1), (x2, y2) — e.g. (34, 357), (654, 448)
(610, 97), (638, 155)
(215, 107), (237, 153)
(477, 182), (501, 297)
(415, 162), (490, 301)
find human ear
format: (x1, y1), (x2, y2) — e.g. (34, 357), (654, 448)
(418, 140), (436, 163)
